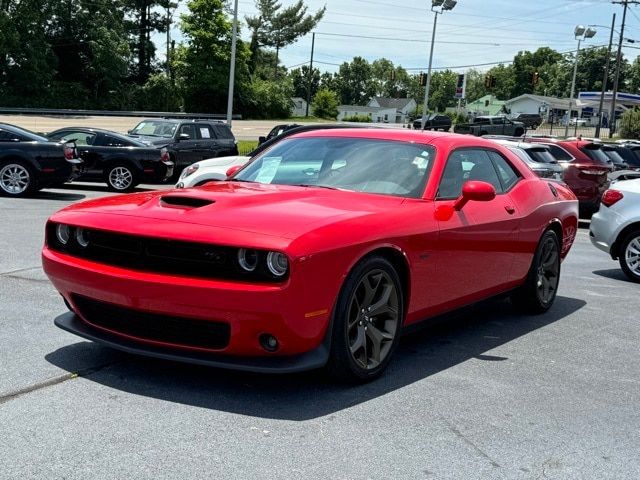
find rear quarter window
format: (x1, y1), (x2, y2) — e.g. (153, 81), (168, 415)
(213, 125), (235, 139)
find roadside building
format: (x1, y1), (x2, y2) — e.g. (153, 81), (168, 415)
(504, 94), (572, 124)
(465, 95), (506, 117)
(367, 97), (417, 123)
(336, 105), (397, 123)
(290, 97), (308, 117)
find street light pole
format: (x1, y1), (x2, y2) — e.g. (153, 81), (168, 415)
(226, 0), (239, 127)
(421, 0), (458, 130)
(565, 26), (596, 138)
(595, 14), (616, 138)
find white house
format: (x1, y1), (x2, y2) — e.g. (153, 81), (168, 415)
(337, 105), (397, 123)
(367, 97), (417, 124)
(504, 94), (574, 123)
(290, 97), (308, 117)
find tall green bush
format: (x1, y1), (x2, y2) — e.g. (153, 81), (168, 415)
(619, 107), (640, 139)
(312, 88), (339, 119)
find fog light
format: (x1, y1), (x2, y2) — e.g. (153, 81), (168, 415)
(76, 228), (89, 247)
(238, 248), (258, 272)
(266, 251), (288, 277)
(259, 333), (279, 352)
(56, 224), (70, 245)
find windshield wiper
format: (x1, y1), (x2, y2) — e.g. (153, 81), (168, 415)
(228, 178), (256, 183)
(291, 183), (339, 190)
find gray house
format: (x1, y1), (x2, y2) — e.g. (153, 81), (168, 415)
(368, 97), (417, 124)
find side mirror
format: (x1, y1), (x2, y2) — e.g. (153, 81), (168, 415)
(178, 133), (190, 141)
(453, 181), (496, 211)
(127, 129), (134, 135)
(258, 136), (266, 144)
(226, 165), (242, 178)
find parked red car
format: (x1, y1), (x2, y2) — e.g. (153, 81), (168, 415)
(527, 139), (612, 215)
(43, 129), (578, 381)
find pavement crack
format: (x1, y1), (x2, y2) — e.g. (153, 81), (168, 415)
(440, 415), (502, 469)
(0, 361), (116, 405)
(0, 266), (42, 277)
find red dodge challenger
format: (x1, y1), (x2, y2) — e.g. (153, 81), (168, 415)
(43, 129), (578, 381)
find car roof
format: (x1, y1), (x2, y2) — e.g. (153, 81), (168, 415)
(490, 139), (550, 150)
(139, 118), (228, 125)
(50, 126), (147, 146)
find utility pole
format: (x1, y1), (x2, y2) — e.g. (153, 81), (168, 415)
(609, 0), (639, 137)
(305, 32), (316, 117)
(596, 13), (616, 138)
(166, 4), (171, 77)
(226, 0), (239, 127)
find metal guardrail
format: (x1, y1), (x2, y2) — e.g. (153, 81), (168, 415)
(0, 107), (241, 120)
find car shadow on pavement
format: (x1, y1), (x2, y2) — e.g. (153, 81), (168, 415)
(32, 191), (86, 202)
(592, 269), (634, 283)
(46, 295), (585, 421)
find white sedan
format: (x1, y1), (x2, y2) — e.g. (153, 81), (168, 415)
(590, 178), (640, 282)
(175, 155), (250, 189)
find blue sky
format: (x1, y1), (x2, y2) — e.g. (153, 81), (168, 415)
(158, 0), (640, 74)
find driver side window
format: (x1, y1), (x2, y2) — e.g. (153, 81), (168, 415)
(437, 149), (502, 199)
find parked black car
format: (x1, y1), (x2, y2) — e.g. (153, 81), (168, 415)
(0, 123), (80, 197)
(47, 127), (174, 192)
(511, 113), (542, 129)
(412, 114), (451, 131)
(601, 144), (630, 171)
(258, 124), (301, 145)
(126, 119), (238, 174)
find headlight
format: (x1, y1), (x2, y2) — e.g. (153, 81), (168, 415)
(237, 248), (258, 272)
(180, 164), (199, 179)
(266, 251), (288, 277)
(76, 228), (89, 247)
(56, 224), (70, 245)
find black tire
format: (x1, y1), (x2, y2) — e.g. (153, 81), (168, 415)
(325, 256), (404, 382)
(514, 128), (525, 137)
(104, 162), (139, 192)
(618, 230), (640, 283)
(0, 159), (37, 197)
(511, 230), (561, 314)
(443, 127), (450, 132)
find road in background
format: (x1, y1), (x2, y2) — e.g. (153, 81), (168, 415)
(1, 184), (639, 479)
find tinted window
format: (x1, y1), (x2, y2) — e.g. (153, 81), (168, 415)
(50, 130), (96, 146)
(438, 149), (502, 198)
(0, 130), (24, 142)
(195, 124), (215, 139)
(214, 125), (235, 139)
(526, 148), (557, 164)
(488, 151), (520, 190)
(178, 124), (197, 139)
(580, 145), (611, 165)
(602, 148), (626, 165)
(475, 118), (491, 125)
(546, 144), (573, 161)
(236, 137), (434, 198)
(1, 124), (48, 142)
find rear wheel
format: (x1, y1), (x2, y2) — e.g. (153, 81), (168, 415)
(511, 230), (560, 313)
(325, 256), (403, 382)
(105, 163), (138, 192)
(0, 160), (37, 197)
(619, 230), (640, 283)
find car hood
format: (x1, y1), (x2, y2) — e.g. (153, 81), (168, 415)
(126, 135), (171, 147)
(195, 155), (250, 169)
(51, 182), (406, 244)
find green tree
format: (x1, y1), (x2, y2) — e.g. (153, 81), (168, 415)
(619, 107), (640, 138)
(246, 0), (324, 77)
(335, 57), (376, 105)
(628, 56), (640, 94)
(312, 88), (339, 119)
(290, 65), (320, 99)
(174, 0), (251, 113)
(246, 78), (294, 118)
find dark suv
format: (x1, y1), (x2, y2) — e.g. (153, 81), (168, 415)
(412, 114), (451, 131)
(511, 113), (542, 129)
(127, 119), (238, 173)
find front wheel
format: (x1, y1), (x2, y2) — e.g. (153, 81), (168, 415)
(511, 230), (560, 313)
(619, 230), (640, 283)
(0, 160), (37, 197)
(325, 256), (403, 382)
(105, 163), (138, 192)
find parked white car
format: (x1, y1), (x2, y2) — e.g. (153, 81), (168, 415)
(175, 155), (250, 188)
(590, 178), (640, 282)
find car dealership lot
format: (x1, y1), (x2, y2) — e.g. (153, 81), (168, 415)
(1, 185), (639, 479)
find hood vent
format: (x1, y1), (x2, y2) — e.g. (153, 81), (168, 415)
(160, 195), (214, 209)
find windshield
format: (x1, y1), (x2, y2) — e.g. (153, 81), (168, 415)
(234, 137), (435, 198)
(130, 121), (177, 138)
(602, 149), (626, 165)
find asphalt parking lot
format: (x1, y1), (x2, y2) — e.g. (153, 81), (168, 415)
(1, 184), (639, 480)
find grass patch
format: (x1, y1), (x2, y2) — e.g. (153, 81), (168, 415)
(237, 139), (259, 155)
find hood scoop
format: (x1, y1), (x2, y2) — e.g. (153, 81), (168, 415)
(160, 195), (215, 209)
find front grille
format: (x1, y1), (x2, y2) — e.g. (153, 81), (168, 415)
(72, 294), (230, 350)
(46, 224), (286, 282)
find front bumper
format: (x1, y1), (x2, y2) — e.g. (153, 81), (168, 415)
(43, 246), (334, 365)
(55, 312), (329, 373)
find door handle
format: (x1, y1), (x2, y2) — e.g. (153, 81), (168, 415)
(505, 205), (516, 214)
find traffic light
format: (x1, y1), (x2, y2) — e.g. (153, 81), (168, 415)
(419, 72), (427, 87)
(484, 74), (496, 88)
(532, 71), (540, 86)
